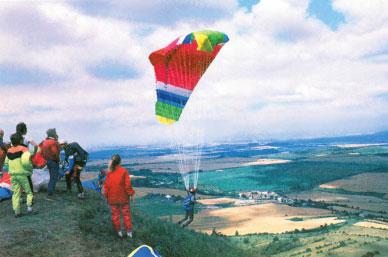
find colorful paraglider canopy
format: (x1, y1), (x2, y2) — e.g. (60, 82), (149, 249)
(128, 245), (162, 257)
(149, 30), (229, 125)
(0, 172), (12, 201)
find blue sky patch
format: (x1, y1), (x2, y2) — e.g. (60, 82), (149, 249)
(238, 0), (260, 12)
(307, 0), (345, 30)
(88, 60), (138, 80)
(376, 92), (388, 101)
(134, 27), (155, 37)
(0, 66), (63, 86)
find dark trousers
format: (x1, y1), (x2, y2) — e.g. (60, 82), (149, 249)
(47, 160), (59, 195)
(178, 209), (194, 227)
(65, 167), (84, 193)
(27, 176), (33, 192)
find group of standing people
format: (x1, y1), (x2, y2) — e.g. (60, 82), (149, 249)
(0, 122), (89, 217)
(0, 123), (137, 238)
(0, 122), (198, 238)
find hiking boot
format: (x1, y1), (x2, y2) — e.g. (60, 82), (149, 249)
(127, 231), (133, 238)
(45, 195), (55, 201)
(117, 231), (123, 238)
(14, 213), (22, 218)
(78, 192), (85, 199)
(27, 206), (38, 215)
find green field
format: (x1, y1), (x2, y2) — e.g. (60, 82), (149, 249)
(132, 146), (388, 196)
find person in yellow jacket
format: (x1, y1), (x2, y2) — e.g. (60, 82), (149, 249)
(4, 133), (37, 217)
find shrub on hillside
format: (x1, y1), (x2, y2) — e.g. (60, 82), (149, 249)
(262, 237), (301, 255)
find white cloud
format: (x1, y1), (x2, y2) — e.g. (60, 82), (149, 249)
(0, 2), (146, 76)
(1, 0), (388, 147)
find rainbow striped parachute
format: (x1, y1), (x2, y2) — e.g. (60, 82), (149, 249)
(149, 30), (229, 124)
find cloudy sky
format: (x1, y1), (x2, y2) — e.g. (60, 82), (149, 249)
(1, 0), (388, 147)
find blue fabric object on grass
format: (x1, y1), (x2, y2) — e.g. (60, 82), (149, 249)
(82, 179), (101, 193)
(128, 245), (162, 257)
(0, 187), (11, 201)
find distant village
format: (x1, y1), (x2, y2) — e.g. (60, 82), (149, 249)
(237, 190), (388, 222)
(238, 191), (295, 205)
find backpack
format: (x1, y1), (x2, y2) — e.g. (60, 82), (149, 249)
(68, 143), (88, 164)
(32, 151), (47, 169)
(83, 150), (89, 163)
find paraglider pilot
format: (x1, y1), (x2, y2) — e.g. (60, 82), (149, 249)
(178, 187), (197, 228)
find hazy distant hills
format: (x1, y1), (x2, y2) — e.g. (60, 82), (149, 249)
(88, 131), (388, 160)
(271, 130), (388, 146)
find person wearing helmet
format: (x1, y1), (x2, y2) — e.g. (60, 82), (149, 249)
(178, 187), (197, 228)
(4, 133), (37, 217)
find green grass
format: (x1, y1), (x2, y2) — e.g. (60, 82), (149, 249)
(0, 181), (254, 257)
(133, 194), (185, 217)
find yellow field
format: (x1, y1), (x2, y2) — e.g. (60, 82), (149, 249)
(289, 190), (349, 202)
(290, 189), (388, 213)
(354, 220), (388, 230)
(319, 184), (337, 189)
(197, 197), (238, 205)
(173, 203), (343, 235)
(242, 159), (291, 166)
(319, 172), (388, 197)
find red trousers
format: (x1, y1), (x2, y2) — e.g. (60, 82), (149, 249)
(110, 204), (132, 232)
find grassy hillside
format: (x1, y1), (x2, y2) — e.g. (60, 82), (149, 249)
(0, 182), (253, 257)
(1, 182), (388, 257)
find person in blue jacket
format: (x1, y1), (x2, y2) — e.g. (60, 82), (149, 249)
(60, 141), (88, 199)
(178, 187), (197, 228)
